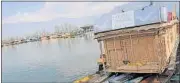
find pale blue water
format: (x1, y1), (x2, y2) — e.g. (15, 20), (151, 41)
(2, 37), (100, 82)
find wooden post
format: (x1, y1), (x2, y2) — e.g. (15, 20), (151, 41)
(99, 41), (107, 75)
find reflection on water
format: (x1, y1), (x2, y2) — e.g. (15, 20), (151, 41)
(2, 36), (100, 82)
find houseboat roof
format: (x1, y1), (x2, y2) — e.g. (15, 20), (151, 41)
(94, 20), (179, 41)
(94, 22), (161, 35)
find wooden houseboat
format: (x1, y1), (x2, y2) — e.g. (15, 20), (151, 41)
(94, 20), (179, 73)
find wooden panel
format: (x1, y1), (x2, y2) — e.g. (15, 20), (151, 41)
(161, 23), (179, 70)
(109, 50), (116, 70)
(105, 36), (159, 70)
(106, 39), (114, 50)
(104, 40), (111, 66)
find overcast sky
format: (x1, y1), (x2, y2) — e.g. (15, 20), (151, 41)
(2, 2), (128, 39)
(2, 2), (179, 39)
(2, 2), (128, 24)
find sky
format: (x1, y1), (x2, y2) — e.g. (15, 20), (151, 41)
(2, 2), (179, 40)
(2, 2), (128, 39)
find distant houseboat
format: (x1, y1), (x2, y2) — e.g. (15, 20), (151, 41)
(41, 36), (50, 40)
(50, 34), (59, 39)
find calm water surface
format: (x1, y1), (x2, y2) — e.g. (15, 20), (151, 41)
(2, 36), (100, 82)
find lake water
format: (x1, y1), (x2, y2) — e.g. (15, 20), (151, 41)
(2, 36), (100, 82)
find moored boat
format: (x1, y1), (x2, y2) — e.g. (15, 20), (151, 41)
(140, 76), (155, 83)
(73, 74), (96, 83)
(108, 73), (129, 83)
(125, 77), (143, 83)
(73, 72), (111, 83)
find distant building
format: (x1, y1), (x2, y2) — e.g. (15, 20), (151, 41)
(80, 25), (94, 33)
